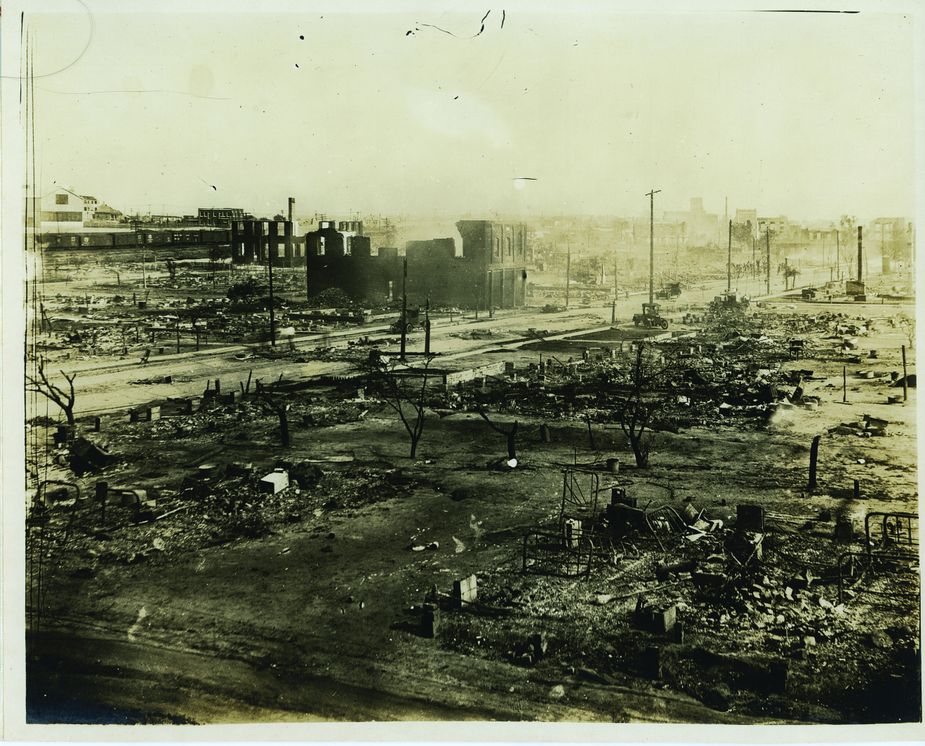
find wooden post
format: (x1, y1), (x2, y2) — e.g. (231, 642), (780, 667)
(843, 365), (847, 403)
(902, 345), (908, 401)
(808, 435), (821, 493)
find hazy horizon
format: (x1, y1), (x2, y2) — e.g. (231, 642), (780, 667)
(22, 2), (917, 224)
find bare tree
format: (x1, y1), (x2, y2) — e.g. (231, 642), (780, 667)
(364, 354), (434, 459)
(897, 313), (915, 349)
(476, 406), (519, 462)
(26, 358), (77, 429)
(610, 343), (678, 468)
(255, 374), (291, 447)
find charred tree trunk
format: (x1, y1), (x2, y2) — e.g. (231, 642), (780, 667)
(477, 408), (519, 463)
(506, 423), (518, 461)
(278, 408), (290, 448)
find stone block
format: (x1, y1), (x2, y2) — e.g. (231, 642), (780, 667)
(260, 468), (289, 494)
(452, 574), (477, 608)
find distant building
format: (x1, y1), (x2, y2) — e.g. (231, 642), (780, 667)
(80, 195), (99, 221)
(199, 207), (245, 225)
(299, 218), (529, 309)
(757, 216), (797, 241)
(871, 217), (914, 266)
(34, 188), (85, 231)
(94, 203), (123, 222)
(454, 220), (529, 309)
(662, 197), (720, 245)
(734, 209), (758, 229)
(305, 219), (378, 297)
(231, 218), (306, 268)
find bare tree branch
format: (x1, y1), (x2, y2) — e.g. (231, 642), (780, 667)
(26, 358), (77, 427)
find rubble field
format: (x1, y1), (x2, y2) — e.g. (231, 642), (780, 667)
(25, 295), (919, 723)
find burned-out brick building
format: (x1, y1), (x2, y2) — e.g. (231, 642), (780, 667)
(199, 207), (246, 225)
(454, 220), (529, 309)
(304, 219), (383, 298)
(231, 218), (306, 268)
(303, 219), (529, 309)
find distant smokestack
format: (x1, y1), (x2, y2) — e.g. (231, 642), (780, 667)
(288, 197), (295, 224)
(857, 225), (863, 282)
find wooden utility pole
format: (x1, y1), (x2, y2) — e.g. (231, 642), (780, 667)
(835, 228), (840, 280)
(727, 219), (732, 292)
(400, 255), (408, 361)
(424, 299), (431, 356)
(646, 189), (661, 305)
(765, 226), (771, 295)
(268, 239), (276, 346)
(613, 249), (618, 302)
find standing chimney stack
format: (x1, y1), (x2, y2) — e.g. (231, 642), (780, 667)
(288, 197), (295, 224)
(857, 225), (863, 282)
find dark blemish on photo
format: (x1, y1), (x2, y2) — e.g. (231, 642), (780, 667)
(416, 9), (494, 39)
(3, 0), (94, 80)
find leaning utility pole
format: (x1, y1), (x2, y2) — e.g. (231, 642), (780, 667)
(727, 219), (732, 292)
(646, 188), (661, 305)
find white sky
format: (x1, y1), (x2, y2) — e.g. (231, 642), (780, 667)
(20, 1), (919, 222)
